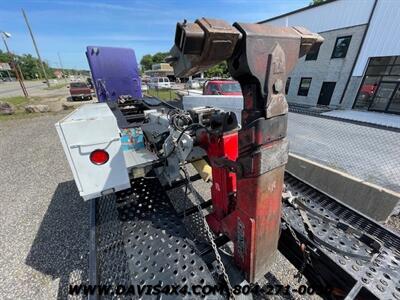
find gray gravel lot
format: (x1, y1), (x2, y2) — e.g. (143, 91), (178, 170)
(0, 113), (398, 299)
(0, 113), (88, 299)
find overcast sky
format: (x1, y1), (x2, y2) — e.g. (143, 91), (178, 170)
(0, 0), (309, 69)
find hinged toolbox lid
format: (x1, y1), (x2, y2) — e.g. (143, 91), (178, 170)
(55, 103), (130, 200)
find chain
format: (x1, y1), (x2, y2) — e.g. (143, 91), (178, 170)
(282, 208), (307, 283)
(286, 217), (302, 247)
(282, 191), (302, 248)
(282, 191), (311, 282)
(181, 163), (235, 299)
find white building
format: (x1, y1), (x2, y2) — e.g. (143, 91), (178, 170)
(260, 0), (400, 114)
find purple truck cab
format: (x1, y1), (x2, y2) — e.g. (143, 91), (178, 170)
(86, 46), (142, 102)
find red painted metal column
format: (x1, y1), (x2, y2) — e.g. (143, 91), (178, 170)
(205, 131), (238, 233)
(166, 17), (323, 283)
(233, 82), (287, 282)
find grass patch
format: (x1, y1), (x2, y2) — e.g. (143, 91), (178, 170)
(146, 88), (178, 101)
(1, 96), (30, 107)
(0, 96), (44, 121)
(44, 82), (68, 90)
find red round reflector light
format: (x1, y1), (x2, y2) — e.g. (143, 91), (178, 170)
(90, 149), (109, 165)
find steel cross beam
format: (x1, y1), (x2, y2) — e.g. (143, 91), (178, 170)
(167, 18), (323, 282)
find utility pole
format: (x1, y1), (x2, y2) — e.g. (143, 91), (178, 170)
(57, 52), (67, 82)
(1, 32), (28, 98)
(22, 8), (50, 87)
(16, 62), (25, 81)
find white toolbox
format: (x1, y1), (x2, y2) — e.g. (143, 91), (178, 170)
(55, 103), (130, 200)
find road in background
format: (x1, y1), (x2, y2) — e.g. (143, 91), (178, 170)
(0, 81), (45, 97)
(0, 80), (69, 98)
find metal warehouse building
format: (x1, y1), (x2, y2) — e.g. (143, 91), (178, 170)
(260, 0), (400, 114)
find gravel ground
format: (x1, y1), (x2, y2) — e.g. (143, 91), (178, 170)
(0, 113), (89, 299)
(0, 113), (398, 300)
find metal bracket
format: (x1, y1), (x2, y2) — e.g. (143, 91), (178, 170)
(210, 156), (242, 176)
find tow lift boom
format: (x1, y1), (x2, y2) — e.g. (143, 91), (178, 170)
(167, 18), (323, 282)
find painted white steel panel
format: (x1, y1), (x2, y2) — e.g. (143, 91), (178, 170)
(55, 103), (130, 200)
(263, 0), (374, 33)
(183, 95), (243, 124)
(353, 0), (400, 76)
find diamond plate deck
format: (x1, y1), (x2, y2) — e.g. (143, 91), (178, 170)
(282, 172), (400, 299)
(96, 169), (400, 299)
(96, 194), (131, 290)
(96, 176), (220, 299)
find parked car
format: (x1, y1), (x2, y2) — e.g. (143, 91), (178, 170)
(141, 75), (150, 84)
(148, 77), (171, 89)
(68, 82), (92, 101)
(194, 78), (207, 88)
(203, 80), (242, 96)
(185, 79), (201, 89)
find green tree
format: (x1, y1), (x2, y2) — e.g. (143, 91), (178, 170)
(204, 61), (230, 78)
(140, 52), (170, 71)
(0, 50), (59, 80)
(16, 54), (42, 80)
(152, 52), (169, 64)
(140, 54), (153, 71)
(0, 50), (12, 63)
